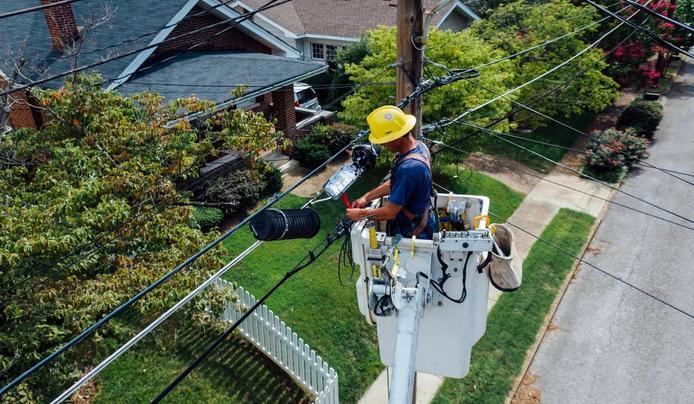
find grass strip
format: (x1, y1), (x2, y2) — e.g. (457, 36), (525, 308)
(477, 113), (593, 173)
(433, 208), (595, 404)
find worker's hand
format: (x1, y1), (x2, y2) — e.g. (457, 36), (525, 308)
(352, 196), (368, 208)
(346, 208), (365, 221)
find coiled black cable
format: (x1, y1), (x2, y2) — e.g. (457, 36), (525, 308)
(419, 251), (472, 304)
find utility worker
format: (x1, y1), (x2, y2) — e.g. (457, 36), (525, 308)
(346, 106), (436, 239)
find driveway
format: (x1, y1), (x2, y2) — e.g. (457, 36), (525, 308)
(523, 60), (694, 403)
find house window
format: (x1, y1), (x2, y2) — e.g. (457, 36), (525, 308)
(326, 45), (338, 61)
(311, 43), (324, 60)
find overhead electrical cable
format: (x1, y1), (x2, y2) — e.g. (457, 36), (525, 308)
(464, 3), (632, 73)
(52, 184), (341, 401)
(0, 0), (294, 299)
(0, 0), (290, 98)
(441, 3), (644, 125)
(584, 0), (694, 58)
(77, 0), (255, 58)
(0, 0), (83, 20)
(151, 221), (352, 403)
(456, 120), (694, 225)
(425, 138), (694, 232)
(427, 10), (651, 155)
(622, 0), (694, 33)
(433, 182), (694, 321)
(461, 78), (694, 187)
(0, 136), (280, 300)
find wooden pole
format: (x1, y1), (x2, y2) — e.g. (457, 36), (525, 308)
(396, 0), (424, 138)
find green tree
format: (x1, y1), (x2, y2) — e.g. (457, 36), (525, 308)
(0, 75), (278, 401)
(339, 26), (515, 149)
(475, 0), (619, 127)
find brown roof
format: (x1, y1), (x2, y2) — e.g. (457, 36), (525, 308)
(244, 0), (459, 38)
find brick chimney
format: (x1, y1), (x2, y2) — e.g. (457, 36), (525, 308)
(41, 0), (80, 51)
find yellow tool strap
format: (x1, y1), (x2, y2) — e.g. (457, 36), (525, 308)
(391, 248), (400, 278)
(411, 235), (416, 259)
(473, 214), (490, 229)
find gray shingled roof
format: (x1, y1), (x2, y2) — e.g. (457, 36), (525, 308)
(242, 0), (471, 38)
(118, 52), (326, 103)
(0, 0), (190, 87)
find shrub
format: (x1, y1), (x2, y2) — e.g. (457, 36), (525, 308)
(191, 207), (224, 232)
(203, 169), (265, 214)
(616, 99), (663, 138)
(294, 124), (353, 168)
(257, 160), (283, 196)
(295, 137), (331, 169)
(586, 128), (649, 172)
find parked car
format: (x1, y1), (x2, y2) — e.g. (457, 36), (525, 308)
(294, 82), (321, 110)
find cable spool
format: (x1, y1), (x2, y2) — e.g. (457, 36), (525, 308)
(250, 208), (321, 241)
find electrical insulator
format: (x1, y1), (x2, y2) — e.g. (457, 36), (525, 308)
(250, 208), (321, 241)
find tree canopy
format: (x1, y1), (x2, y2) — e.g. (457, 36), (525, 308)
(339, 26), (516, 148)
(474, 0), (619, 126)
(0, 75), (278, 401)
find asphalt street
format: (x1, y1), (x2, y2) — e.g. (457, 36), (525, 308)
(527, 59), (694, 403)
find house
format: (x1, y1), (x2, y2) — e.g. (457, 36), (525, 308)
(0, 0), (328, 139)
(230, 0), (481, 62)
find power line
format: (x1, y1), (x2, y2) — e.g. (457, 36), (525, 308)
(0, 0), (83, 20)
(456, 120), (694, 225)
(461, 78), (694, 187)
(76, 0), (259, 58)
(427, 10), (651, 154)
(426, 137), (694, 232)
(151, 221), (351, 403)
(622, 0), (694, 33)
(0, 126), (344, 396)
(53, 178), (345, 401)
(0, 0), (294, 299)
(0, 0), (290, 98)
(118, 81), (395, 89)
(433, 181), (694, 321)
(0, 138), (276, 301)
(584, 0), (694, 59)
(465, 3), (632, 73)
(442, 3), (643, 125)
(49, 239), (264, 403)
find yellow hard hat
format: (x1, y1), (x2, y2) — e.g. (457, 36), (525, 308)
(367, 106), (416, 144)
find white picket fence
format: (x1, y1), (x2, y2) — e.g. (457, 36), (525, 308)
(217, 279), (339, 403)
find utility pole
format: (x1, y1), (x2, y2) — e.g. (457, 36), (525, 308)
(396, 0), (424, 137)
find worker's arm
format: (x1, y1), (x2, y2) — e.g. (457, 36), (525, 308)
(346, 201), (401, 221)
(351, 180), (391, 208)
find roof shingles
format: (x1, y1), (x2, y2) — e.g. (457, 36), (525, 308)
(242, 0), (458, 38)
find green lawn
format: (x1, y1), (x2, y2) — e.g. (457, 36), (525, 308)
(221, 166), (525, 403)
(94, 326), (309, 403)
(477, 113), (594, 173)
(433, 208), (595, 404)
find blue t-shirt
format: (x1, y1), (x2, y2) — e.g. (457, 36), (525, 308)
(389, 143), (435, 235)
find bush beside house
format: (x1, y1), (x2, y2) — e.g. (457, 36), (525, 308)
(197, 160), (284, 215)
(192, 207), (225, 232)
(294, 124), (353, 169)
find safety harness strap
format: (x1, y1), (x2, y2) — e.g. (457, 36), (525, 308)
(396, 152), (432, 237)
